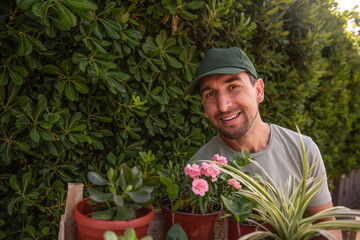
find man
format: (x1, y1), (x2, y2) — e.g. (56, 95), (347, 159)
(188, 47), (341, 239)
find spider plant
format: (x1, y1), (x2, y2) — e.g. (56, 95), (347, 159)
(210, 126), (360, 240)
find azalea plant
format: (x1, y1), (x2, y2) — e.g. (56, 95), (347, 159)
(212, 126), (360, 240)
(160, 153), (254, 216)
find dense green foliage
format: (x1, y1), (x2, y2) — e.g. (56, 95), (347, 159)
(0, 0), (359, 238)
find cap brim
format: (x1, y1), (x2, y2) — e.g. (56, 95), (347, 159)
(187, 67), (247, 95)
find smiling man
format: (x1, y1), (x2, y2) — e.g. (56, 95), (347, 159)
(188, 47), (341, 240)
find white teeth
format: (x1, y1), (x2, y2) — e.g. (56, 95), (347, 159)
(222, 113), (239, 121)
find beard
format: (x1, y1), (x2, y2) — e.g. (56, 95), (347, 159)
(215, 108), (259, 140)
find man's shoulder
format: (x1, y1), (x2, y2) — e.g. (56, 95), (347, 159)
(272, 124), (314, 145)
(271, 124), (318, 154)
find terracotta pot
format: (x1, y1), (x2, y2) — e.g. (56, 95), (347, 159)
(227, 217), (257, 240)
(161, 204), (219, 240)
(255, 223), (277, 240)
(72, 198), (155, 240)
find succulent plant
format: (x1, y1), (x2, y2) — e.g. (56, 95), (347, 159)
(87, 163), (154, 221)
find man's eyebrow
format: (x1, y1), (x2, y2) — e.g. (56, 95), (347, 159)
(225, 76), (243, 84)
(200, 76), (244, 95)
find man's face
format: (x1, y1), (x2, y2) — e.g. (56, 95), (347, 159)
(200, 72), (264, 140)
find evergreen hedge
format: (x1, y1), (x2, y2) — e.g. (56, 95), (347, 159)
(0, 0), (359, 238)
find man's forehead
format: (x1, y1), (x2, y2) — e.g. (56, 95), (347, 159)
(201, 73), (249, 87)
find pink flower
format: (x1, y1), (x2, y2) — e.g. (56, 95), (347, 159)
(212, 154), (228, 165)
(184, 164), (201, 179)
(200, 162), (220, 182)
(192, 179), (209, 196)
(228, 178), (242, 190)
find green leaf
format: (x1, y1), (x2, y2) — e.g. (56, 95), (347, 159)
(100, 19), (120, 39)
(30, 38), (47, 51)
(91, 138), (104, 149)
(184, 1), (204, 9)
(123, 228), (137, 240)
(7, 198), (20, 215)
(13, 141), (31, 152)
(25, 225), (35, 237)
(8, 69), (23, 85)
(267, 6), (279, 15)
(39, 128), (55, 141)
(15, 117), (31, 129)
(0, 71), (9, 86)
(96, 60), (117, 68)
(120, 12), (129, 23)
(1, 147), (12, 164)
(127, 190), (151, 203)
(41, 227), (50, 235)
(87, 171), (109, 185)
(166, 224), (188, 240)
(143, 176), (160, 186)
(63, 0), (97, 11)
(18, 34), (32, 56)
(17, 0), (39, 10)
(30, 127), (40, 142)
(90, 207), (115, 220)
(163, 54), (182, 68)
(115, 206), (135, 220)
(42, 65), (63, 75)
(179, 9), (198, 20)
(22, 172), (32, 194)
(73, 81), (89, 94)
(9, 175), (22, 193)
(37, 121), (52, 129)
(106, 168), (115, 184)
(91, 40), (107, 53)
(65, 84), (77, 100)
(113, 194), (124, 207)
(221, 195), (252, 222)
(88, 187), (112, 202)
(48, 142), (59, 155)
(70, 133), (87, 142)
(55, 3), (77, 28)
(103, 231), (118, 240)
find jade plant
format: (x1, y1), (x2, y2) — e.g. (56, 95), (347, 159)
(104, 228), (152, 240)
(87, 163), (154, 221)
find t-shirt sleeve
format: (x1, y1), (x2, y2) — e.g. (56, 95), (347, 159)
(307, 140), (332, 207)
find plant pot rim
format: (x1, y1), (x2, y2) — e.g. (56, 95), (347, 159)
(227, 217), (258, 226)
(73, 197), (155, 229)
(160, 203), (220, 216)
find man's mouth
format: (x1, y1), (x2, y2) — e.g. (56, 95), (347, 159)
(221, 112), (240, 121)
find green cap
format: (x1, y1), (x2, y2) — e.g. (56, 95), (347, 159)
(188, 47), (258, 95)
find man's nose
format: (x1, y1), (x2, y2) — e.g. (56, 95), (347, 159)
(217, 93), (231, 112)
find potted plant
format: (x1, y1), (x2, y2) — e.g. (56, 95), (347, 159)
(213, 126), (360, 240)
(160, 154), (247, 240)
(220, 151), (260, 239)
(72, 152), (158, 240)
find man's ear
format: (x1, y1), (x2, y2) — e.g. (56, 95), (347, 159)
(255, 79), (265, 103)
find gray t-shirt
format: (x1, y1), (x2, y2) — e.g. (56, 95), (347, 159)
(192, 124), (331, 207)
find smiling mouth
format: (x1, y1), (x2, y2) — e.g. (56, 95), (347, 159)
(221, 112), (240, 121)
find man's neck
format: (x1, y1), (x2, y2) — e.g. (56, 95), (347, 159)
(219, 120), (271, 154)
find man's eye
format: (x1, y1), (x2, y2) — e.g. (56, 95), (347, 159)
(205, 92), (215, 98)
(229, 85), (240, 90)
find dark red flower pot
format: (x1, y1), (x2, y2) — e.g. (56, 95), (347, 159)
(72, 198), (155, 240)
(228, 217), (257, 240)
(161, 205), (219, 240)
(255, 223), (277, 240)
